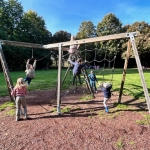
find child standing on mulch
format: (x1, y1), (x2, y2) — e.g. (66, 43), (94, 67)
(11, 78), (28, 121)
(88, 70), (98, 93)
(24, 59), (36, 85)
(100, 82), (112, 113)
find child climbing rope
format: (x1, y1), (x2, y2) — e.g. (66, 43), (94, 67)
(68, 58), (85, 85)
(24, 59), (36, 85)
(68, 35), (80, 61)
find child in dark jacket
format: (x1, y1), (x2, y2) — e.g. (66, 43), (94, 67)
(100, 82), (112, 113)
(68, 58), (85, 85)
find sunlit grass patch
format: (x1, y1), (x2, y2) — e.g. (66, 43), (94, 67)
(5, 109), (15, 116)
(115, 138), (124, 149)
(0, 102), (15, 116)
(50, 108), (57, 113)
(80, 95), (93, 101)
(73, 106), (81, 111)
(136, 114), (150, 125)
(108, 111), (122, 119)
(0, 69), (150, 100)
(97, 110), (108, 119)
(61, 106), (72, 113)
(88, 109), (96, 118)
(0, 102), (15, 111)
(113, 102), (129, 111)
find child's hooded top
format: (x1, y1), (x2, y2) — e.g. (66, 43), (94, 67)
(25, 61), (36, 78)
(100, 83), (112, 98)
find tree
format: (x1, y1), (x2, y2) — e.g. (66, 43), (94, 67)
(97, 13), (122, 36)
(76, 21), (96, 62)
(17, 10), (52, 44)
(0, 0), (25, 70)
(123, 21), (150, 67)
(52, 30), (71, 66)
(53, 30), (70, 43)
(15, 10), (53, 69)
(0, 1), (53, 70)
(76, 21), (96, 39)
(0, 0), (7, 39)
(0, 0), (24, 40)
(96, 13), (123, 67)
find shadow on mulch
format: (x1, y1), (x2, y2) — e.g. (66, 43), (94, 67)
(27, 98), (148, 121)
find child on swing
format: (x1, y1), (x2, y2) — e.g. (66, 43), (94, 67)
(24, 59), (37, 85)
(100, 82), (112, 113)
(11, 78), (28, 121)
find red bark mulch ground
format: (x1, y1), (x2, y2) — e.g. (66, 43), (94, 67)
(0, 87), (150, 150)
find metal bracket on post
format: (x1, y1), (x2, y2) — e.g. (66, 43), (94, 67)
(126, 32), (150, 113)
(126, 32), (137, 38)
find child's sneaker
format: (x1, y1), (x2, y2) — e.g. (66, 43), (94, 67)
(105, 107), (109, 113)
(24, 115), (28, 120)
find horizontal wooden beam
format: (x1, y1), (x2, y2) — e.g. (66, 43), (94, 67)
(0, 40), (43, 49)
(0, 40), (69, 51)
(43, 32), (139, 49)
(0, 32), (138, 50)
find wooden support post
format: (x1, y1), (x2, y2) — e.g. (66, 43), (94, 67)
(62, 63), (71, 86)
(82, 68), (95, 98)
(57, 44), (62, 114)
(118, 40), (131, 103)
(0, 44), (15, 101)
(128, 33), (150, 113)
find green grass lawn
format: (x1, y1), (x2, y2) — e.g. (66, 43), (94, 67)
(0, 68), (150, 100)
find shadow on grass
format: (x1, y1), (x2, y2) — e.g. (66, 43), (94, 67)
(114, 83), (150, 99)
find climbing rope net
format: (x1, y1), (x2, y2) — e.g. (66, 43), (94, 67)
(59, 45), (119, 100)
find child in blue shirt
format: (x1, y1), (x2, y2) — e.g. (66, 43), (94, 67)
(88, 70), (98, 93)
(100, 82), (112, 113)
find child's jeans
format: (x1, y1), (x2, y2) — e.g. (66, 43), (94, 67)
(72, 74), (82, 85)
(24, 77), (32, 85)
(103, 97), (110, 108)
(16, 96), (27, 119)
(90, 81), (97, 91)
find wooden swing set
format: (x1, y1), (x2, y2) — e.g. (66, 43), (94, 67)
(0, 31), (150, 113)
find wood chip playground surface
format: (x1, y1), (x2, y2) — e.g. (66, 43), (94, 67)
(0, 87), (150, 150)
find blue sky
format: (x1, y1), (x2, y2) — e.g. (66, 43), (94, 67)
(18, 0), (150, 36)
